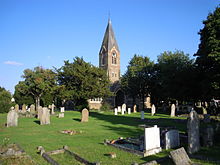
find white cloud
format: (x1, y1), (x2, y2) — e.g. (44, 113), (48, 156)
(4, 61), (23, 66)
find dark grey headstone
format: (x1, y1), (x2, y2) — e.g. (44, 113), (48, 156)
(165, 130), (180, 149)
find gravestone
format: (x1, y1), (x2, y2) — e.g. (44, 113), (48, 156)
(128, 108), (131, 114)
(117, 106), (121, 113)
(51, 103), (55, 115)
(165, 130), (180, 149)
(22, 104), (26, 113)
(40, 107), (50, 125)
(202, 107), (207, 115)
(170, 147), (191, 165)
(202, 125), (214, 147)
(81, 108), (89, 122)
(121, 107), (125, 115)
(15, 104), (19, 111)
(7, 110), (18, 127)
(144, 125), (161, 155)
(133, 105), (137, 113)
(151, 104), (156, 116)
(141, 111), (145, 120)
(30, 104), (35, 113)
(37, 106), (43, 119)
(114, 108), (118, 115)
(122, 104), (126, 114)
(170, 104), (175, 117)
(58, 113), (64, 118)
(187, 110), (200, 154)
(60, 107), (65, 113)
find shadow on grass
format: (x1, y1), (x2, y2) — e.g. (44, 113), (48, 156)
(33, 120), (40, 125)
(73, 118), (81, 122)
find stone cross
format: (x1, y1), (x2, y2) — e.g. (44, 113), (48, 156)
(122, 104), (126, 114)
(151, 104), (156, 116)
(141, 111), (144, 120)
(30, 104), (35, 114)
(7, 110), (18, 127)
(114, 108), (118, 115)
(165, 130), (180, 149)
(81, 108), (89, 122)
(170, 147), (191, 165)
(133, 105), (137, 113)
(15, 104), (19, 112)
(187, 110), (200, 154)
(40, 107), (50, 125)
(60, 107), (65, 113)
(170, 104), (175, 117)
(22, 104), (26, 113)
(128, 108), (131, 114)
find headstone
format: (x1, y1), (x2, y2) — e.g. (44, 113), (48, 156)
(122, 104), (126, 114)
(51, 103), (55, 115)
(128, 108), (131, 114)
(22, 104), (26, 113)
(202, 125), (214, 147)
(133, 105), (137, 113)
(151, 104), (156, 116)
(27, 108), (30, 112)
(170, 104), (175, 117)
(37, 106), (43, 119)
(170, 147), (191, 165)
(7, 110), (18, 127)
(144, 125), (161, 155)
(141, 111), (144, 120)
(165, 130), (180, 149)
(15, 104), (19, 111)
(114, 108), (118, 115)
(60, 107), (65, 113)
(40, 107), (50, 125)
(117, 106), (121, 113)
(81, 108), (89, 122)
(187, 110), (200, 154)
(58, 113), (64, 118)
(202, 107), (207, 115)
(121, 107), (125, 115)
(30, 104), (35, 113)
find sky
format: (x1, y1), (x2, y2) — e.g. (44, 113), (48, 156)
(0, 0), (219, 94)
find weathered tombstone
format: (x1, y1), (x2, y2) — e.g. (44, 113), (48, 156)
(7, 110), (18, 127)
(37, 106), (43, 119)
(15, 104), (19, 111)
(170, 104), (175, 117)
(128, 108), (131, 114)
(30, 104), (35, 113)
(81, 108), (89, 122)
(51, 103), (55, 115)
(141, 111), (145, 120)
(114, 108), (118, 115)
(117, 106), (121, 113)
(122, 104), (126, 113)
(187, 110), (200, 154)
(40, 107), (50, 125)
(133, 105), (137, 113)
(60, 107), (65, 113)
(144, 125), (161, 155)
(22, 104), (26, 113)
(121, 108), (125, 115)
(202, 125), (214, 147)
(165, 130), (180, 149)
(58, 113), (64, 118)
(151, 104), (156, 116)
(170, 147), (191, 165)
(203, 114), (210, 123)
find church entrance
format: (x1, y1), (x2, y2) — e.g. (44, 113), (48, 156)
(115, 90), (125, 107)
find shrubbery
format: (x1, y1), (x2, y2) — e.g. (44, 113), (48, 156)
(0, 87), (12, 113)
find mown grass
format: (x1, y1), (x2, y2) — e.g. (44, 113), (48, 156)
(0, 111), (219, 165)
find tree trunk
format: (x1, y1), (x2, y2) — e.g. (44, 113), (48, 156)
(35, 96), (40, 111)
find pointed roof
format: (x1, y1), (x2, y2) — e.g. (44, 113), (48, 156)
(100, 19), (119, 53)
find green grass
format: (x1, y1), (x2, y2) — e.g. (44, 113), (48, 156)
(0, 111), (219, 165)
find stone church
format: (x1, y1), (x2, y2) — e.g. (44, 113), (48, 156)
(88, 19), (150, 110)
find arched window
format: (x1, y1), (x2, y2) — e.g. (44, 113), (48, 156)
(102, 54), (105, 65)
(112, 53), (117, 64)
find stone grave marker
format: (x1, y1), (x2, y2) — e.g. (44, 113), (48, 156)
(40, 107), (50, 125)
(51, 103), (55, 115)
(170, 147), (191, 165)
(22, 104), (26, 113)
(141, 111), (145, 120)
(30, 104), (35, 113)
(37, 106), (43, 119)
(133, 105), (137, 113)
(60, 107), (65, 113)
(165, 130), (180, 149)
(117, 106), (121, 113)
(121, 107), (125, 115)
(144, 125), (161, 155)
(7, 110), (18, 127)
(122, 104), (126, 113)
(128, 108), (131, 114)
(187, 110), (200, 154)
(202, 125), (214, 147)
(58, 113), (64, 118)
(170, 104), (175, 117)
(15, 104), (19, 111)
(81, 108), (89, 122)
(114, 108), (118, 115)
(151, 104), (156, 116)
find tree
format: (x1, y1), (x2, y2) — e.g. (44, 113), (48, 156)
(195, 6), (220, 99)
(56, 57), (112, 107)
(15, 67), (57, 110)
(121, 54), (155, 109)
(0, 87), (12, 113)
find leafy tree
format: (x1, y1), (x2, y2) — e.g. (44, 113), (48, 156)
(195, 6), (220, 99)
(0, 87), (12, 113)
(15, 67), (57, 110)
(56, 57), (112, 107)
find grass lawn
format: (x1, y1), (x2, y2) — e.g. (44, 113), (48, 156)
(0, 110), (219, 165)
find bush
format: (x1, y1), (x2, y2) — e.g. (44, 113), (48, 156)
(0, 87), (12, 113)
(100, 102), (111, 111)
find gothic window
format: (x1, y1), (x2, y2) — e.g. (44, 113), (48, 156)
(102, 54), (105, 65)
(112, 52), (117, 64)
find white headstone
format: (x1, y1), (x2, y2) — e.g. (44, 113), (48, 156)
(128, 108), (131, 114)
(151, 104), (156, 116)
(60, 107), (65, 113)
(58, 113), (64, 118)
(171, 104), (175, 117)
(122, 104), (126, 113)
(7, 110), (18, 127)
(141, 111), (145, 120)
(51, 103), (55, 115)
(165, 130), (180, 149)
(114, 108), (118, 115)
(121, 108), (125, 115)
(117, 106), (121, 112)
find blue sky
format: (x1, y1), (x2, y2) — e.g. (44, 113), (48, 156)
(0, 0), (219, 93)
